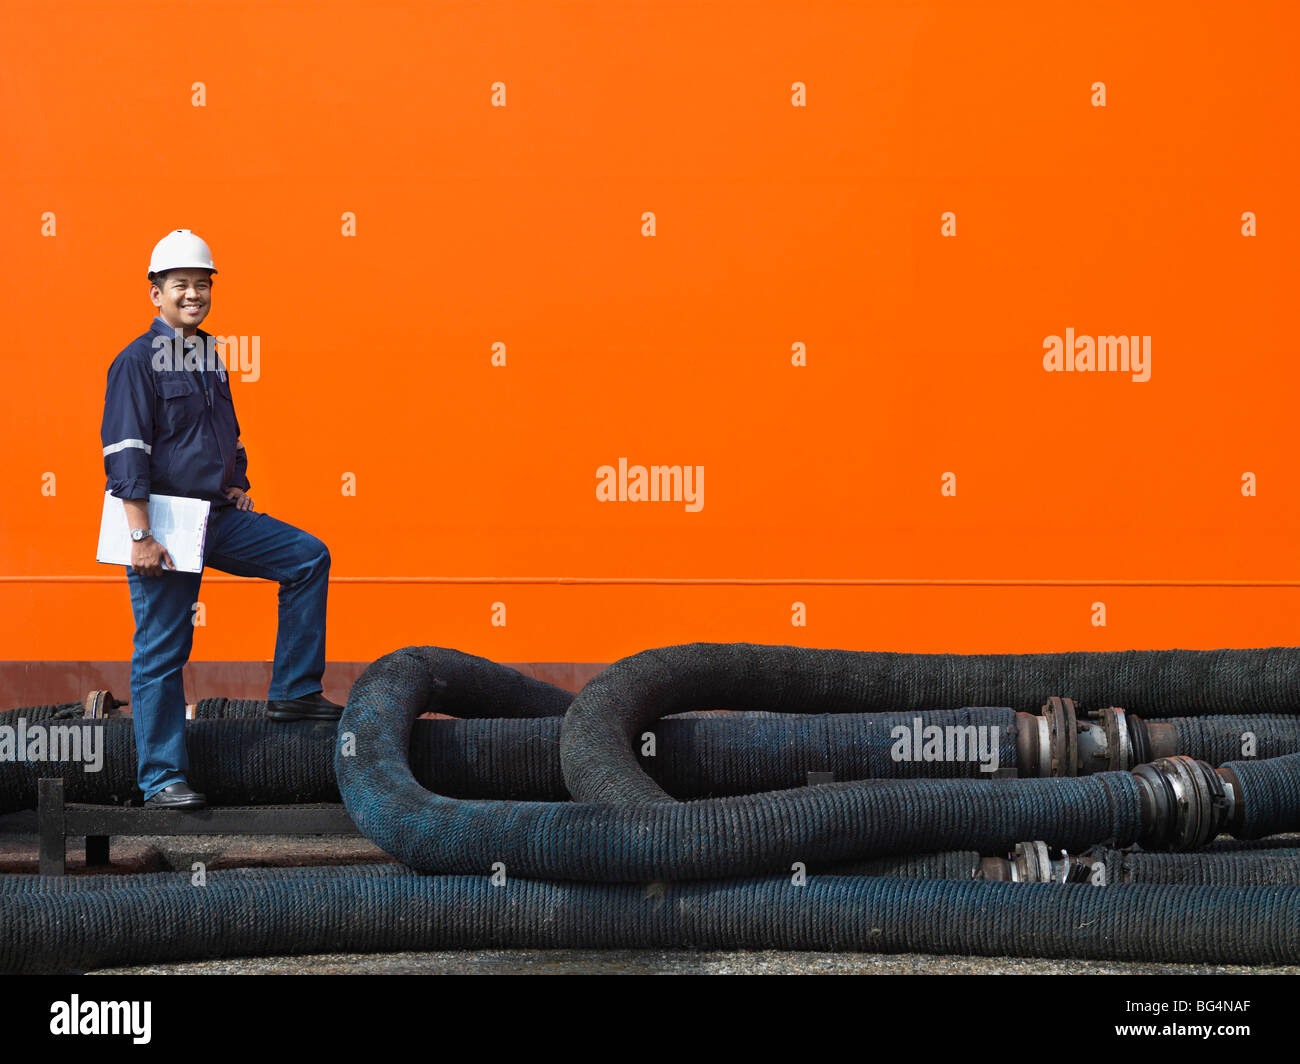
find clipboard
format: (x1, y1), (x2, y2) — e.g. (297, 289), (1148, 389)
(96, 492), (211, 573)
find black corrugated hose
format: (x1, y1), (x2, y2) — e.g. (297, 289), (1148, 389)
(0, 708), (1026, 812)
(4, 710), (1300, 812)
(4, 642), (1300, 972)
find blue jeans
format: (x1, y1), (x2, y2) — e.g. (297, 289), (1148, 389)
(126, 504), (331, 800)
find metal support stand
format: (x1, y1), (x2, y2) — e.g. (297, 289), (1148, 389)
(35, 777), (360, 876)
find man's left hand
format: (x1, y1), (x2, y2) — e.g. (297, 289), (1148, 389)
(224, 486), (254, 511)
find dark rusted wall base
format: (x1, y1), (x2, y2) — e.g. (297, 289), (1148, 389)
(0, 661), (607, 709)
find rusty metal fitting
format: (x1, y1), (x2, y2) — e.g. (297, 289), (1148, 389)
(1082, 705), (1132, 773)
(1130, 715), (1181, 762)
(1041, 696), (1079, 778)
(1127, 712), (1152, 765)
(1014, 712), (1049, 777)
(1005, 841), (1100, 884)
(1015, 697), (1083, 778)
(981, 855), (1014, 881)
(1134, 755), (1235, 851)
(1018, 696), (1108, 777)
(1012, 840), (1054, 882)
(82, 690), (126, 719)
(1016, 700), (1175, 777)
(1215, 764), (1243, 836)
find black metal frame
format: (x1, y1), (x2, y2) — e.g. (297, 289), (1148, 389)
(36, 777), (359, 876)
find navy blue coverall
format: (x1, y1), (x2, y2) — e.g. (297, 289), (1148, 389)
(101, 316), (331, 800)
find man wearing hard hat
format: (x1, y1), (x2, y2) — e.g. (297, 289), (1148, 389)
(100, 229), (343, 809)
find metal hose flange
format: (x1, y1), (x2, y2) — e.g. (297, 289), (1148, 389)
(1130, 752), (1300, 849)
(982, 842), (1300, 886)
(1134, 756), (1233, 851)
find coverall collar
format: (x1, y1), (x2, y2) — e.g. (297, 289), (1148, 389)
(152, 314), (195, 338)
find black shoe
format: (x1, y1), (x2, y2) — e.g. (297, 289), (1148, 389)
(266, 691), (345, 722)
(145, 781), (207, 809)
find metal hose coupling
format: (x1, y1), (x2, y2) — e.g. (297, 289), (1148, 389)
(1133, 755), (1236, 851)
(1015, 697), (1134, 776)
(1014, 699), (1300, 777)
(980, 841), (1105, 885)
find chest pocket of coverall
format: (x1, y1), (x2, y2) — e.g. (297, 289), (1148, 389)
(157, 375), (204, 433)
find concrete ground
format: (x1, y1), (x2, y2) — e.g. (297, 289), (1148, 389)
(2, 811), (1294, 975)
(86, 951), (1296, 976)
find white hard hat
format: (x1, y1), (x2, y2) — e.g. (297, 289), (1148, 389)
(148, 229), (217, 276)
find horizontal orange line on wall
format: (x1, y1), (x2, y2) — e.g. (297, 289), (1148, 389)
(4, 576), (1300, 588)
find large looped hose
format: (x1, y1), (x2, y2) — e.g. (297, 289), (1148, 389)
(335, 645), (1300, 880)
(335, 646), (1147, 880)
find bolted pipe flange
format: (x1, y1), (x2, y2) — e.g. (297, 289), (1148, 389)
(1018, 698), (1114, 777)
(1077, 708), (1116, 775)
(1041, 696), (1079, 777)
(1098, 706), (1131, 772)
(1127, 712), (1153, 766)
(1011, 841), (1053, 882)
(1133, 755), (1233, 851)
(1215, 765), (1243, 836)
(1014, 712), (1046, 777)
(1008, 841), (1100, 884)
(83, 690), (125, 719)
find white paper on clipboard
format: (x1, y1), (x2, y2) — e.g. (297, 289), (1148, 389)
(96, 492), (211, 573)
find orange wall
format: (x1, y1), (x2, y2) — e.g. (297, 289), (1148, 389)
(2, 1), (1298, 665)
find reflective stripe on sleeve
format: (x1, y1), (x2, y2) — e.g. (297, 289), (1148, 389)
(102, 438), (153, 456)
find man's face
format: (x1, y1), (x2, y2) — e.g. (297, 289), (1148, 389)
(151, 269), (213, 332)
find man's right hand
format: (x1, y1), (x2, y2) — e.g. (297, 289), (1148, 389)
(131, 537), (176, 576)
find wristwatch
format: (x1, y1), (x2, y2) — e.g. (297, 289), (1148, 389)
(130, 528), (153, 542)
